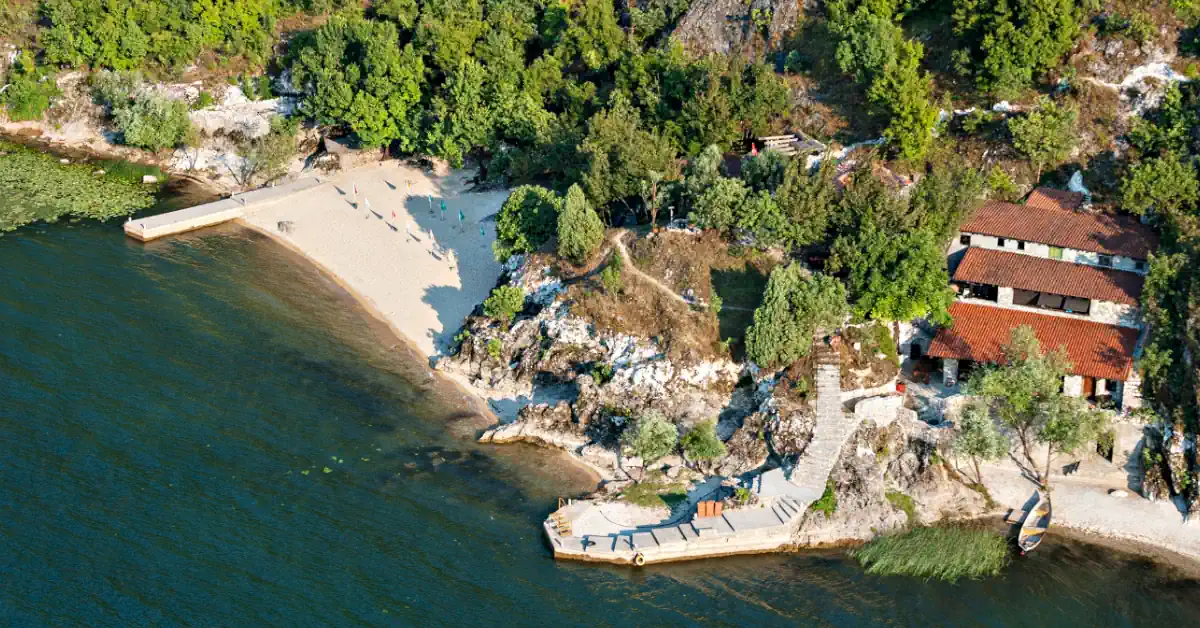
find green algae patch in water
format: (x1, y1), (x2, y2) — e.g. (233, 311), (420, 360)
(853, 526), (1012, 582)
(0, 141), (156, 232)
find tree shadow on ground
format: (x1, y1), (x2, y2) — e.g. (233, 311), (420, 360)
(711, 266), (769, 360)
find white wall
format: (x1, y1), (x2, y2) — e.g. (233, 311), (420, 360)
(959, 232), (1148, 275)
(957, 296), (1141, 329)
(1064, 374), (1084, 397)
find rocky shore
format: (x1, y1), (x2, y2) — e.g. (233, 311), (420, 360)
(434, 253), (993, 552)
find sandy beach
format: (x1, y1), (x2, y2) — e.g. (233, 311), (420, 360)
(241, 161), (507, 361)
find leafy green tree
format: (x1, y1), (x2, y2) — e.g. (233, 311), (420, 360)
(740, 149), (788, 192)
(40, 0), (279, 70)
(952, 400), (1009, 484)
(600, 253), (624, 294)
(689, 177), (748, 234)
(580, 94), (678, 213)
(494, 185), (563, 260)
(542, 0), (624, 70)
(683, 144), (725, 213)
(415, 0), (486, 75)
(952, 0), (1084, 97)
(968, 326), (1102, 486)
(557, 184), (605, 264)
(373, 0), (419, 27)
(681, 419), (726, 465)
(774, 155), (840, 248)
(113, 94), (191, 151)
(834, 6), (906, 82)
(622, 411), (679, 477)
(1008, 98), (1078, 179)
(736, 190), (787, 246)
(425, 58), (493, 167)
(745, 265), (848, 369)
(483, 285), (526, 327)
(868, 38), (939, 162)
(831, 226), (955, 326)
(289, 15), (425, 150)
(906, 163), (985, 242)
(1121, 153), (1200, 218)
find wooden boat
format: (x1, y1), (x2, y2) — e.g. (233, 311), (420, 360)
(1018, 491), (1051, 554)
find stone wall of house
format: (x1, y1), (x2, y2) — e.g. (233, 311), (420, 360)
(958, 232), (1148, 274)
(1064, 374), (1084, 397)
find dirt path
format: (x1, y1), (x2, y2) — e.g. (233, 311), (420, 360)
(609, 229), (754, 312)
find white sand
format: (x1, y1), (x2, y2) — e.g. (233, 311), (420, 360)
(241, 161), (507, 360)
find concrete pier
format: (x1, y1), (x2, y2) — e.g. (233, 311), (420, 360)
(124, 178), (323, 241)
(546, 344), (856, 565)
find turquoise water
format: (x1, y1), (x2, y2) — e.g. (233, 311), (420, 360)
(2, 221), (1200, 626)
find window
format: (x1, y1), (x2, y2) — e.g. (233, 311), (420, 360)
(1136, 260), (1147, 271)
(1049, 246), (1063, 260)
(1098, 255), (1113, 268)
(997, 238), (1007, 247)
(1017, 240), (1026, 251)
(960, 234), (972, 246)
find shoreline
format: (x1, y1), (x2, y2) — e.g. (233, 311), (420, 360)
(242, 219), (605, 489)
(239, 214), (1200, 569)
(118, 158), (1200, 571)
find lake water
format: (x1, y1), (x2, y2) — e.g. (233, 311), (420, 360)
(2, 220), (1200, 626)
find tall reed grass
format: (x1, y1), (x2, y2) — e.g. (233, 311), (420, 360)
(852, 526), (1011, 582)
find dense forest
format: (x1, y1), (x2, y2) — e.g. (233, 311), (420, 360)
(5, 0), (1200, 431)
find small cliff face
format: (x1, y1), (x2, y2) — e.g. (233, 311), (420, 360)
(794, 417), (989, 545)
(672, 0), (814, 56)
(443, 257), (988, 544)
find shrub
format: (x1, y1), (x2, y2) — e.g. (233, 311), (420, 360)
(114, 95), (191, 151)
(681, 420), (726, 462)
(235, 116), (299, 185)
(811, 479), (837, 516)
(494, 185), (563, 260)
(1, 57), (59, 122)
(91, 71), (142, 112)
(483, 285), (526, 327)
(486, 338), (503, 360)
(885, 489), (916, 521)
(622, 411), (678, 468)
(1007, 97), (1078, 177)
(193, 91), (215, 110)
(600, 253), (623, 294)
(557, 184), (604, 264)
(852, 526), (1011, 582)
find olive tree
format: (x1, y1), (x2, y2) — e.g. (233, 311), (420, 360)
(623, 411), (679, 480)
(952, 400), (1009, 484)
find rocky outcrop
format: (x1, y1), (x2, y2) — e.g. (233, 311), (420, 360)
(794, 416), (989, 545)
(672, 0), (813, 56)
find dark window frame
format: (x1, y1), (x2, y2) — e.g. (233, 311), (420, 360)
(997, 237), (1007, 247)
(960, 234), (972, 246)
(1098, 254), (1114, 268)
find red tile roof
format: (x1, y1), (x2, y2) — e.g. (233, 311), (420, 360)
(1025, 187), (1084, 211)
(953, 248), (1144, 306)
(927, 302), (1139, 381)
(961, 196), (1158, 259)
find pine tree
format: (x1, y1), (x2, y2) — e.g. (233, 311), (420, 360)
(557, 184), (604, 264)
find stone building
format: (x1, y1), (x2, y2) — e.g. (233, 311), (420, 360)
(927, 187), (1157, 410)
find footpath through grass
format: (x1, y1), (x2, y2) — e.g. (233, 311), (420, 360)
(852, 526), (1011, 582)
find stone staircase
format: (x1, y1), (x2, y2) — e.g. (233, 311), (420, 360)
(778, 343), (858, 504)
